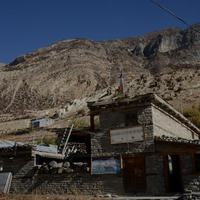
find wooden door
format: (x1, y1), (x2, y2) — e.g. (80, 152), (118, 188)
(123, 156), (146, 193)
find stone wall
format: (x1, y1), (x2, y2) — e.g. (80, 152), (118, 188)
(10, 172), (123, 195)
(182, 154), (193, 175)
(152, 105), (198, 140)
(137, 106), (154, 150)
(2, 155), (123, 195)
(182, 154), (200, 193)
(3, 157), (34, 177)
(99, 106), (153, 130)
(94, 106), (155, 156)
(145, 155), (165, 195)
(183, 175), (200, 193)
(99, 111), (125, 129)
(91, 130), (150, 157)
(90, 105), (160, 195)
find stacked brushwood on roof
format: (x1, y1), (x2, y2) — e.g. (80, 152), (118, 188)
(155, 135), (200, 145)
(0, 140), (32, 157)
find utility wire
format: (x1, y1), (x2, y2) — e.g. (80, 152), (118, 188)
(151, 0), (200, 34)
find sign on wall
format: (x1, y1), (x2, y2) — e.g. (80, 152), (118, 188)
(91, 157), (121, 175)
(110, 125), (144, 144)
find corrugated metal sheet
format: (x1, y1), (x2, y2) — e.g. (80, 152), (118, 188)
(32, 144), (64, 159)
(33, 151), (64, 159)
(0, 172), (12, 193)
(0, 140), (24, 148)
(34, 144), (58, 154)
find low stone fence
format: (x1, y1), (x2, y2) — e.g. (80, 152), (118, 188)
(10, 173), (123, 196)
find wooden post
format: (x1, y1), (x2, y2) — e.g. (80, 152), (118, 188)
(90, 114), (95, 130)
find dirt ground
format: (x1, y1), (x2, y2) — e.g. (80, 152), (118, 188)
(0, 194), (104, 200)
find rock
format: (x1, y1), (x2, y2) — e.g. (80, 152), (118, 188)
(8, 55), (26, 66)
(104, 193), (112, 198)
(49, 161), (58, 168)
(39, 163), (49, 174)
(57, 167), (64, 174)
(131, 43), (144, 56)
(57, 162), (63, 168)
(63, 167), (73, 173)
(63, 161), (70, 168)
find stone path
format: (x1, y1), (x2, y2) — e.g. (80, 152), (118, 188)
(114, 196), (180, 200)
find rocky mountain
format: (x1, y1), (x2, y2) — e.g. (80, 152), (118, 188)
(0, 63), (6, 67)
(0, 24), (200, 120)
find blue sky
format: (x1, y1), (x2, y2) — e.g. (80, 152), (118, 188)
(1, 0), (200, 63)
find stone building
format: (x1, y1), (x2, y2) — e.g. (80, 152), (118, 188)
(1, 92), (200, 196)
(0, 141), (32, 193)
(88, 93), (200, 195)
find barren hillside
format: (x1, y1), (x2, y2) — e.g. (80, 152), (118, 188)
(0, 24), (200, 122)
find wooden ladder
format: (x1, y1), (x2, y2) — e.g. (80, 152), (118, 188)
(57, 120), (74, 157)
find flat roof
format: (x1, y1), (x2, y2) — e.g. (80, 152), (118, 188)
(87, 93), (200, 135)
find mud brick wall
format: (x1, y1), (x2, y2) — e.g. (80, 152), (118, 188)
(152, 105), (198, 140)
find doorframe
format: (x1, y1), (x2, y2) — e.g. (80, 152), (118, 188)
(163, 154), (183, 193)
(122, 155), (146, 194)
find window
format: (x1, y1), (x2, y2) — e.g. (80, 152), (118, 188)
(194, 154), (200, 172)
(125, 113), (138, 126)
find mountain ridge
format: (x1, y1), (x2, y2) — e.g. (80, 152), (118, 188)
(0, 24), (200, 120)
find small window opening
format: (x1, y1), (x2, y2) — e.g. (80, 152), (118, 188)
(0, 161), (3, 172)
(125, 113), (138, 126)
(194, 153), (200, 171)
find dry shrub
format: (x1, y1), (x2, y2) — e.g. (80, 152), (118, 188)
(183, 104), (200, 128)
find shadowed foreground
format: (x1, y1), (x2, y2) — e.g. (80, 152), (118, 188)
(0, 194), (104, 200)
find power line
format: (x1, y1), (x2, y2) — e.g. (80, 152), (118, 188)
(151, 0), (200, 34)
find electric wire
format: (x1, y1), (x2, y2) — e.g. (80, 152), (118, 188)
(151, 0), (200, 34)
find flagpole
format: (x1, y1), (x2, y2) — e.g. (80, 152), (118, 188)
(121, 67), (125, 96)
(117, 67), (125, 98)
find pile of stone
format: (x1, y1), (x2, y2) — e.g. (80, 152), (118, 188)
(182, 192), (200, 200)
(67, 143), (87, 154)
(36, 160), (89, 174)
